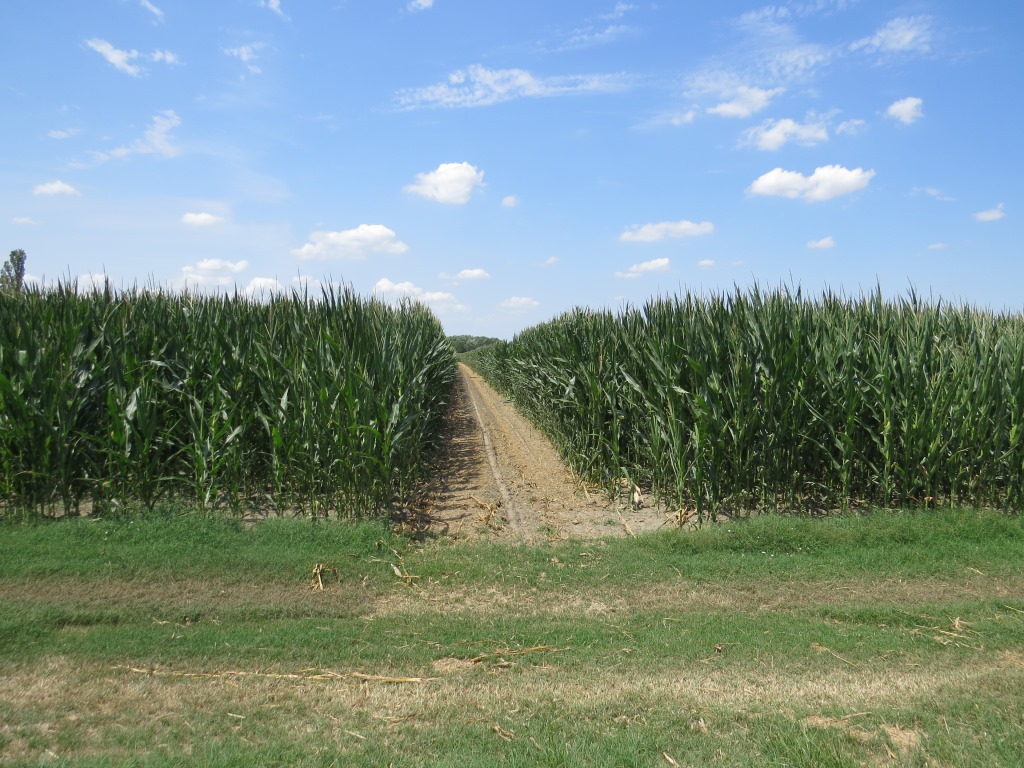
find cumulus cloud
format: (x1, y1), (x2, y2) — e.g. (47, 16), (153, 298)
(707, 85), (784, 118)
(744, 117), (828, 150)
(614, 258), (671, 279)
(180, 259), (249, 288)
(408, 0), (433, 11)
(182, 212), (225, 227)
(405, 162), (484, 204)
(12, 216), (38, 225)
(456, 269), (490, 280)
(807, 236), (836, 249)
(886, 96), (924, 125)
(502, 195), (519, 208)
(291, 224), (409, 260)
(374, 278), (466, 312)
(974, 204), (1005, 222)
(225, 43), (264, 74)
(85, 39), (178, 76)
(500, 296), (540, 310)
(243, 277), (287, 296)
(619, 220), (714, 243)
(851, 16), (932, 55)
(33, 180), (80, 196)
(396, 64), (627, 109)
(748, 164), (875, 202)
(697, 259), (716, 269)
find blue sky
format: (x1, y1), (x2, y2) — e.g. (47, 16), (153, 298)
(2, 1), (1020, 338)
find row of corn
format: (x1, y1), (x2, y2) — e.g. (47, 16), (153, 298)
(465, 287), (1024, 519)
(0, 284), (455, 518)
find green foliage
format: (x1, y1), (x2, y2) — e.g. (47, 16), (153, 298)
(466, 285), (1024, 518)
(0, 284), (455, 518)
(0, 249), (26, 293)
(447, 334), (503, 354)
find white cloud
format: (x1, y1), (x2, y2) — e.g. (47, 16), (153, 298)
(602, 3), (637, 20)
(500, 296), (540, 310)
(98, 110), (181, 161)
(12, 216), (38, 225)
(244, 277), (287, 296)
(140, 0), (164, 22)
(748, 164), (875, 202)
(707, 85), (784, 118)
(542, 256), (559, 266)
(743, 117), (828, 150)
(182, 212), (226, 227)
(836, 119), (866, 135)
(225, 44), (264, 75)
(697, 259), (716, 269)
(619, 220), (714, 243)
(85, 39), (178, 75)
(456, 269), (490, 280)
(292, 224), (409, 260)
(48, 128), (79, 140)
(397, 64), (627, 109)
(76, 273), (112, 294)
(851, 16), (932, 55)
(259, 0), (284, 17)
(374, 278), (466, 312)
(405, 162), (484, 204)
(408, 0), (433, 11)
(615, 258), (671, 279)
(33, 180), (80, 196)
(502, 195), (519, 208)
(974, 204), (1005, 222)
(180, 259), (249, 288)
(807, 236), (836, 249)
(86, 39), (141, 76)
(886, 96), (924, 125)
(928, 243), (948, 250)
(915, 187), (955, 202)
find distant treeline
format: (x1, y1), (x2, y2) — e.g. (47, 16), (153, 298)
(448, 335), (503, 354)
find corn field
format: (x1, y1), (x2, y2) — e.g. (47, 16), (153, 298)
(466, 287), (1024, 519)
(0, 284), (455, 519)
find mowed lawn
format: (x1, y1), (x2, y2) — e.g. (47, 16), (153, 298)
(1, 509), (1022, 767)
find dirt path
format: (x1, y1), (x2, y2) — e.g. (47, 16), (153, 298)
(413, 364), (671, 542)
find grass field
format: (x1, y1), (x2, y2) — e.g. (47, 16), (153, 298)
(2, 508), (1022, 766)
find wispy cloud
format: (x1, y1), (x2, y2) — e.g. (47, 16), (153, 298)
(33, 180), (80, 196)
(748, 164), (875, 202)
(225, 43), (265, 75)
(85, 38), (178, 76)
(408, 0), (434, 12)
(807, 236), (836, 249)
(974, 204), (1005, 222)
(375, 278), (466, 312)
(404, 162), (485, 204)
(92, 110), (182, 163)
(619, 220), (714, 243)
(140, 0), (164, 23)
(48, 128), (80, 140)
(12, 216), (38, 225)
(851, 16), (932, 56)
(292, 225), (409, 260)
(886, 96), (924, 124)
(182, 212), (226, 227)
(259, 0), (285, 17)
(836, 119), (866, 135)
(707, 85), (784, 118)
(615, 258), (670, 279)
(502, 195), (519, 208)
(396, 65), (628, 109)
(914, 187), (955, 202)
(500, 296), (540, 310)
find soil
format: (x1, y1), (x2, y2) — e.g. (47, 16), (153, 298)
(409, 364), (673, 542)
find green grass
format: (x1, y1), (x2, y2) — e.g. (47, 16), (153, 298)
(1, 509), (1023, 766)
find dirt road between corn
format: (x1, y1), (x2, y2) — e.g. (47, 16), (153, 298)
(412, 363), (671, 542)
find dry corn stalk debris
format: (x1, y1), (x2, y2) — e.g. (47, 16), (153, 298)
(309, 562), (338, 590)
(113, 666), (436, 684)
